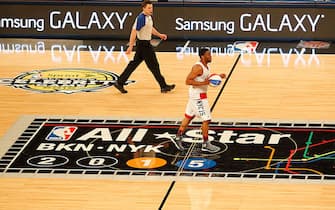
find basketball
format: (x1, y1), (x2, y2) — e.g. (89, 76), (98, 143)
(208, 74), (222, 87)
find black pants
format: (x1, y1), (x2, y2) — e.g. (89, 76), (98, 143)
(118, 40), (167, 88)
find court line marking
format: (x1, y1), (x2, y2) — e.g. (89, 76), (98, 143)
(159, 53), (241, 209)
(210, 53), (241, 112)
(181, 40), (190, 53)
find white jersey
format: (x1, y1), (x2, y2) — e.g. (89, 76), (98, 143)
(189, 61), (210, 100)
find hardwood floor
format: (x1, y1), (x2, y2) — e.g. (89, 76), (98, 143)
(0, 41), (335, 209)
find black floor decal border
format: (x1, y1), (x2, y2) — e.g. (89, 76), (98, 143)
(1, 116), (335, 181)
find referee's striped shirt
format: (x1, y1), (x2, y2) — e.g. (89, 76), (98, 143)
(132, 13), (153, 41)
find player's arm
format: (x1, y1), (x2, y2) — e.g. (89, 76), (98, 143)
(185, 64), (209, 86)
(152, 27), (167, 40)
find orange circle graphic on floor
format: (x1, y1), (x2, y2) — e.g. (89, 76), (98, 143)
(127, 157), (167, 169)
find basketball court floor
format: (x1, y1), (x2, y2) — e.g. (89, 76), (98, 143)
(0, 38), (335, 209)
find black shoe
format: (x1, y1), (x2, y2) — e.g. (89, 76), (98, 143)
(161, 84), (175, 93)
(114, 82), (128, 94)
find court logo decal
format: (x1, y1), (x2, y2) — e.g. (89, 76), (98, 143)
(1, 118), (335, 180)
(46, 126), (78, 141)
(0, 68), (135, 94)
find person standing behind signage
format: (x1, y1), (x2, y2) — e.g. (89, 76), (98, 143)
(114, 0), (175, 94)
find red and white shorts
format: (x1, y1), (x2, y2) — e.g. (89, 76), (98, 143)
(185, 94), (211, 121)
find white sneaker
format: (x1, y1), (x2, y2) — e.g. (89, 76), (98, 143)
(201, 141), (220, 153)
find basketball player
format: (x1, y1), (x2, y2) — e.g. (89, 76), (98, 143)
(172, 48), (226, 153)
(114, 0), (175, 94)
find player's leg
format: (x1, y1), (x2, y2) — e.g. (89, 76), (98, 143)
(200, 120), (219, 153)
(176, 115), (193, 137)
(172, 101), (195, 151)
(199, 100), (220, 153)
(177, 115), (193, 137)
(201, 120), (210, 143)
(172, 116), (192, 151)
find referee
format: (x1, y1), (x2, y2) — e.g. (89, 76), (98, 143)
(114, 0), (175, 94)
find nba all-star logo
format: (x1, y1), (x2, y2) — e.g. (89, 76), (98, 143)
(0, 68), (135, 94)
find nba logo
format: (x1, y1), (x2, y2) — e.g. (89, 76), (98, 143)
(297, 40), (330, 49)
(46, 126), (77, 141)
(233, 41), (259, 53)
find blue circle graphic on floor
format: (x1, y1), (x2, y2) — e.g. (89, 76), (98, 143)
(176, 158), (217, 170)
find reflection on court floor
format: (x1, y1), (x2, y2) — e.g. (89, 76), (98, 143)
(0, 38), (331, 66)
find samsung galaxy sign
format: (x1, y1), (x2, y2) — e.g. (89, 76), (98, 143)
(0, 3), (333, 40)
(175, 13), (325, 34)
(49, 11), (132, 30)
(0, 10), (134, 32)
